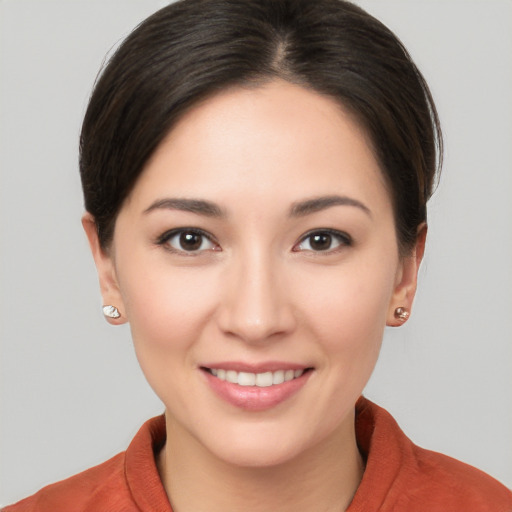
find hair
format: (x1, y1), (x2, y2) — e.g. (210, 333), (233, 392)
(80, 0), (442, 254)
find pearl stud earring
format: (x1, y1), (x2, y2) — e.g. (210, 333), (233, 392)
(102, 305), (121, 319)
(394, 307), (409, 322)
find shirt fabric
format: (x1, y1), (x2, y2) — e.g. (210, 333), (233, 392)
(4, 397), (512, 512)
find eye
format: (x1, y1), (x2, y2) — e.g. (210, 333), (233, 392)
(293, 229), (351, 253)
(157, 228), (219, 254)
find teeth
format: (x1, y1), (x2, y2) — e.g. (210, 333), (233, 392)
(255, 372), (273, 387)
(209, 368), (305, 387)
(272, 370), (285, 385)
(226, 370), (237, 383)
(238, 372), (256, 386)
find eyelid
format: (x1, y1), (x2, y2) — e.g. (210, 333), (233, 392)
(155, 227), (351, 254)
(293, 228), (352, 252)
(156, 227), (220, 254)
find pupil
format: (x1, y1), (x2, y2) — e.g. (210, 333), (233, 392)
(180, 232), (202, 251)
(311, 233), (331, 250)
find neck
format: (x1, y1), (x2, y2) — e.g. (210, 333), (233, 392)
(157, 411), (364, 512)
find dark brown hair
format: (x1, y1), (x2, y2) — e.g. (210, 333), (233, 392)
(80, 0), (442, 253)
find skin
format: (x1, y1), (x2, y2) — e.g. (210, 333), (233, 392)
(83, 80), (426, 511)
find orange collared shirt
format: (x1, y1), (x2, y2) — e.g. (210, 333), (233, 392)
(4, 397), (512, 512)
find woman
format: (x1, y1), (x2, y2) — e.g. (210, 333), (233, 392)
(3, 0), (511, 510)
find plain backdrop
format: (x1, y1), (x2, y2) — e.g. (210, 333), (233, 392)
(1, 0), (511, 505)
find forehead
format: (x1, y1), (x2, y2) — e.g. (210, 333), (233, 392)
(127, 80), (390, 214)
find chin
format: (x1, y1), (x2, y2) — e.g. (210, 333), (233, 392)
(196, 413), (343, 470)
(208, 435), (307, 469)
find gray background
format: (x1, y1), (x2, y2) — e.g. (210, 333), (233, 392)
(1, 0), (511, 505)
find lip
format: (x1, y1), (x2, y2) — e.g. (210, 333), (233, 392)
(200, 362), (313, 412)
(201, 361), (309, 373)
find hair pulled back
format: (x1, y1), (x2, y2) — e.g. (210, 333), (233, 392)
(80, 0), (442, 253)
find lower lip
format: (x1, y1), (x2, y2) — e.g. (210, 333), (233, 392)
(203, 370), (312, 412)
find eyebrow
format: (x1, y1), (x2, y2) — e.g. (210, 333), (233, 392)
(143, 194), (371, 219)
(289, 195), (372, 217)
(143, 198), (226, 218)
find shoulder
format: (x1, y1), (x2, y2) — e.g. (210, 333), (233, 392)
(404, 444), (512, 511)
(1, 452), (134, 512)
(2, 415), (167, 512)
(353, 397), (512, 512)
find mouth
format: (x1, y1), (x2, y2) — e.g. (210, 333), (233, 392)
(202, 367), (311, 387)
(200, 364), (314, 410)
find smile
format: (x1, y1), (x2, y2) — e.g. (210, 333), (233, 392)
(207, 368), (305, 387)
(201, 364), (313, 411)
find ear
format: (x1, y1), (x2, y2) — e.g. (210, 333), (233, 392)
(82, 212), (127, 325)
(386, 223), (427, 327)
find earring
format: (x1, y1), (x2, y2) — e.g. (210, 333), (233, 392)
(103, 305), (121, 319)
(394, 307), (409, 322)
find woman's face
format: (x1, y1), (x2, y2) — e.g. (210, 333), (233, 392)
(87, 81), (422, 467)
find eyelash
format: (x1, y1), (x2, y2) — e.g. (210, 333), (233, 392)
(156, 228), (219, 255)
(293, 229), (352, 253)
(156, 228), (352, 255)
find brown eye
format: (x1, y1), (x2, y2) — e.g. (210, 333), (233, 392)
(179, 231), (203, 251)
(159, 229), (218, 253)
(294, 230), (351, 253)
(309, 233), (332, 251)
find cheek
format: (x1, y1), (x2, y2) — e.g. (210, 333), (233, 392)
(298, 249), (398, 387)
(115, 257), (219, 378)
(304, 262), (396, 342)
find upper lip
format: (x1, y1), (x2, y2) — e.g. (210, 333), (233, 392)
(200, 361), (311, 373)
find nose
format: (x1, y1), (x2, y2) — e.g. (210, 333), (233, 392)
(216, 252), (296, 344)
